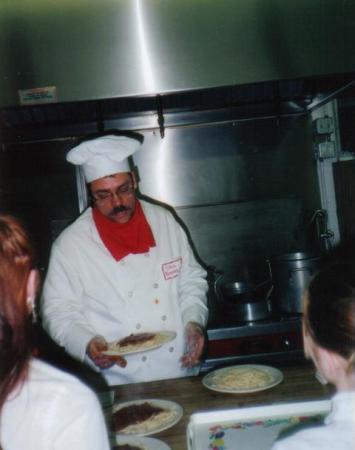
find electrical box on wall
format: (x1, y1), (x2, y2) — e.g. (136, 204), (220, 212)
(312, 116), (336, 160)
(317, 141), (336, 159)
(313, 116), (334, 135)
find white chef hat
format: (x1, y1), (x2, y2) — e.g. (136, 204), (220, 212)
(66, 135), (142, 182)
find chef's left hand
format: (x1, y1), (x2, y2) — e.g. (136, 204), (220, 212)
(180, 321), (205, 368)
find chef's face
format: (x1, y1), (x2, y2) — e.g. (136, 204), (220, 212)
(90, 172), (137, 224)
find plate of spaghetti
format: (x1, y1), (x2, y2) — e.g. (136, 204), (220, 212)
(202, 364), (283, 394)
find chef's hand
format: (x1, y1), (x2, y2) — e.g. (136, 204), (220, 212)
(180, 321), (205, 368)
(87, 336), (127, 370)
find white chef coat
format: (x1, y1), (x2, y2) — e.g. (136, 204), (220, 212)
(41, 200), (208, 385)
(0, 358), (110, 450)
(271, 391), (355, 450)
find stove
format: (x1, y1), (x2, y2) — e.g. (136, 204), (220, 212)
(201, 292), (304, 373)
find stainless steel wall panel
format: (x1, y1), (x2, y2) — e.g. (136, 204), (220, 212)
(132, 114), (320, 272)
(135, 116), (318, 208)
(176, 198), (303, 274)
(1, 0), (355, 107)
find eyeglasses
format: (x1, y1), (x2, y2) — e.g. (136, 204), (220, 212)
(92, 181), (135, 203)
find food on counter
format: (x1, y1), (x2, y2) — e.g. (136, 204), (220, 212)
(113, 401), (175, 434)
(114, 401), (164, 431)
(202, 364), (284, 393)
(211, 366), (273, 390)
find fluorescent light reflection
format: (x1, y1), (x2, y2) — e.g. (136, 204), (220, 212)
(135, 0), (155, 92)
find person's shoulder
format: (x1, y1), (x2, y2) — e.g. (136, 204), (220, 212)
(140, 199), (177, 223)
(30, 358), (81, 385)
(29, 359), (97, 400)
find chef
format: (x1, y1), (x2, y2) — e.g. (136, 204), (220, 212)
(41, 133), (209, 386)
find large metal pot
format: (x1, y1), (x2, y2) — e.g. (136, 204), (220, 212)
(215, 276), (271, 321)
(268, 252), (321, 314)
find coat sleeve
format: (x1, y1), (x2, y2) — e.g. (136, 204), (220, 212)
(173, 217), (209, 329)
(41, 241), (98, 363)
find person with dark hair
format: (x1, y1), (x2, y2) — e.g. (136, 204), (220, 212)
(0, 215), (110, 450)
(272, 262), (355, 450)
(41, 134), (208, 386)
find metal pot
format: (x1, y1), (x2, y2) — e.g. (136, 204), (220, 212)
(215, 275), (271, 321)
(222, 296), (271, 321)
(220, 280), (256, 298)
(268, 252), (321, 314)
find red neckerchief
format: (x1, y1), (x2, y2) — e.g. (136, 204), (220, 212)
(92, 200), (156, 261)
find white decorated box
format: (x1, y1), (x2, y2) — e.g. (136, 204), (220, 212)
(187, 399), (331, 450)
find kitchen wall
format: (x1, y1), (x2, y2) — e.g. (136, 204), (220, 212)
(0, 109), (321, 278)
(0, 139), (77, 266)
(333, 95), (355, 246)
(136, 114), (320, 279)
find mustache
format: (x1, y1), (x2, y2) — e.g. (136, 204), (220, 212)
(110, 205), (128, 215)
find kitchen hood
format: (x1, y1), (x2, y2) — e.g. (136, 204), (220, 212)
(1, 0), (355, 109)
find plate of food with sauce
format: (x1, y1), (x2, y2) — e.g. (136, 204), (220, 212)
(103, 331), (177, 356)
(113, 398), (183, 436)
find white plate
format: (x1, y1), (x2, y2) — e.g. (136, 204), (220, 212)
(114, 435), (171, 450)
(103, 331), (177, 356)
(202, 364), (284, 393)
(113, 398), (183, 436)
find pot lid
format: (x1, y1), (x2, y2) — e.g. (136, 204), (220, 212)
(271, 252), (321, 262)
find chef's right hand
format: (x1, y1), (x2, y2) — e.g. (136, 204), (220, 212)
(87, 336), (127, 369)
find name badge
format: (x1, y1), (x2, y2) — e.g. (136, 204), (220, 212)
(162, 258), (182, 280)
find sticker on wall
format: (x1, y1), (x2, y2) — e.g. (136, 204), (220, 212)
(18, 86), (57, 105)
